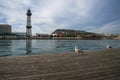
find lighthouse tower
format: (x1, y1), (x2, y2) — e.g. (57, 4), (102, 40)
(26, 9), (32, 38)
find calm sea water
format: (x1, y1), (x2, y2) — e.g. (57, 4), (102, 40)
(0, 40), (120, 56)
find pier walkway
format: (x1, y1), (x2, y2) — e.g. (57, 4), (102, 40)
(0, 48), (120, 80)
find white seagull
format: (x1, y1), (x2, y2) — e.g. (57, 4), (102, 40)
(75, 46), (82, 54)
(107, 45), (112, 49)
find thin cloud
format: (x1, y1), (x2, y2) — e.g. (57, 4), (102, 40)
(99, 20), (120, 34)
(86, 20), (120, 34)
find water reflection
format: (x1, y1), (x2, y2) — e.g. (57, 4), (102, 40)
(0, 40), (12, 56)
(26, 40), (32, 54)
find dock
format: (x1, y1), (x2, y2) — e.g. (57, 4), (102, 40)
(0, 48), (120, 80)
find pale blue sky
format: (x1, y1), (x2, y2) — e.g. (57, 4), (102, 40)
(0, 0), (120, 35)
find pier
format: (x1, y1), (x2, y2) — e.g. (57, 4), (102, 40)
(0, 48), (120, 80)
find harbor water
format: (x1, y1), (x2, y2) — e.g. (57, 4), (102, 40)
(0, 40), (120, 56)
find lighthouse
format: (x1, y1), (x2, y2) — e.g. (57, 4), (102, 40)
(26, 9), (32, 38)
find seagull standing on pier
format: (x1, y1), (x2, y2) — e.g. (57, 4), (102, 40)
(75, 46), (81, 54)
(107, 45), (112, 49)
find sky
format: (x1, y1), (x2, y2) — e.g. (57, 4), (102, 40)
(0, 0), (120, 35)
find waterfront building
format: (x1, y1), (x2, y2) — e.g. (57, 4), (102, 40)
(26, 9), (32, 38)
(36, 33), (50, 37)
(0, 24), (11, 35)
(12, 32), (26, 39)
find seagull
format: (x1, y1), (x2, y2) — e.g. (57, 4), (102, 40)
(107, 45), (112, 49)
(75, 46), (83, 54)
